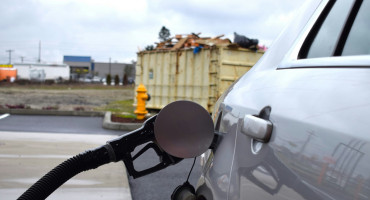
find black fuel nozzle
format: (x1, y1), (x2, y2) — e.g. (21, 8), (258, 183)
(107, 115), (182, 178)
(18, 100), (214, 200)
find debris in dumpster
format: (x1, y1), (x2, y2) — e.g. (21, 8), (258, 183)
(142, 32), (266, 52)
(233, 32), (259, 51)
(193, 46), (203, 54)
(172, 37), (188, 50)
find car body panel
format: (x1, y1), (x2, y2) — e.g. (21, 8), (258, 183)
(228, 68), (370, 200)
(197, 102), (239, 200)
(196, 0), (370, 199)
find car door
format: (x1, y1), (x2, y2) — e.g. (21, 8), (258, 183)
(227, 0), (370, 199)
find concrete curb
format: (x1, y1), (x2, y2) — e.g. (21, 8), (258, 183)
(102, 112), (143, 131)
(0, 109), (142, 132)
(0, 109), (104, 117)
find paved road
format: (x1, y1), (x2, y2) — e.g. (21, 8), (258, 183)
(0, 114), (123, 135)
(0, 131), (130, 200)
(0, 114), (202, 200)
(128, 147), (202, 200)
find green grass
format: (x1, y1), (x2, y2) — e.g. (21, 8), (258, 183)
(95, 99), (135, 114)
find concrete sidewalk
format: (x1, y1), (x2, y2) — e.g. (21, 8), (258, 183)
(0, 131), (132, 200)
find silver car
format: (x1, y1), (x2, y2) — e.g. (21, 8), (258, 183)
(196, 0), (370, 199)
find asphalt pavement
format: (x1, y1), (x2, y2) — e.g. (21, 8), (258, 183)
(0, 114), (202, 200)
(0, 114), (123, 135)
(0, 131), (131, 200)
(128, 146), (201, 200)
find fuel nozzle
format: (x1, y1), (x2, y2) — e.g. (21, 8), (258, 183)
(107, 100), (215, 178)
(18, 100), (215, 199)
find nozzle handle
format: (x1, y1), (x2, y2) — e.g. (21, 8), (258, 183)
(124, 142), (182, 178)
(107, 115), (182, 179)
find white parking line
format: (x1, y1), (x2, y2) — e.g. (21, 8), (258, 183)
(0, 154), (72, 159)
(0, 113), (10, 120)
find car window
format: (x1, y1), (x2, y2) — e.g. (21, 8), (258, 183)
(342, 0), (370, 56)
(305, 0), (354, 58)
(280, 0), (370, 69)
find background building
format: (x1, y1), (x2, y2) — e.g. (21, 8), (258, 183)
(63, 55), (135, 83)
(63, 56), (92, 80)
(0, 64), (17, 82)
(12, 63), (70, 82)
(94, 62), (135, 84)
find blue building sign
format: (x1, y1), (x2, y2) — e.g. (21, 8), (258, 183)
(63, 56), (91, 62)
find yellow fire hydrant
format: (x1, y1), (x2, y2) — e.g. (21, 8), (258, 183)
(134, 84), (149, 120)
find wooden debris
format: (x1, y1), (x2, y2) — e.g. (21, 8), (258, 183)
(172, 38), (188, 50)
(142, 32), (264, 52)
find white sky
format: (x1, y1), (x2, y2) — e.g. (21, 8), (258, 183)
(0, 0), (304, 64)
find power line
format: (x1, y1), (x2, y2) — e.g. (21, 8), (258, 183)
(109, 57), (111, 75)
(6, 49), (14, 64)
(38, 40), (41, 63)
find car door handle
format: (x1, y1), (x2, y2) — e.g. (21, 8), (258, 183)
(241, 115), (273, 142)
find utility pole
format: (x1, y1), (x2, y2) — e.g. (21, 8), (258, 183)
(6, 50), (14, 64)
(20, 56), (24, 63)
(109, 57), (111, 75)
(38, 40), (41, 63)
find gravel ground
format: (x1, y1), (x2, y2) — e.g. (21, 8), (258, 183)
(0, 84), (135, 111)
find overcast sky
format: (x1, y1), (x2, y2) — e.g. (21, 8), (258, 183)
(0, 0), (304, 64)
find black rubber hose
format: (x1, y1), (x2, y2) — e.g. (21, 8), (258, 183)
(18, 145), (112, 200)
